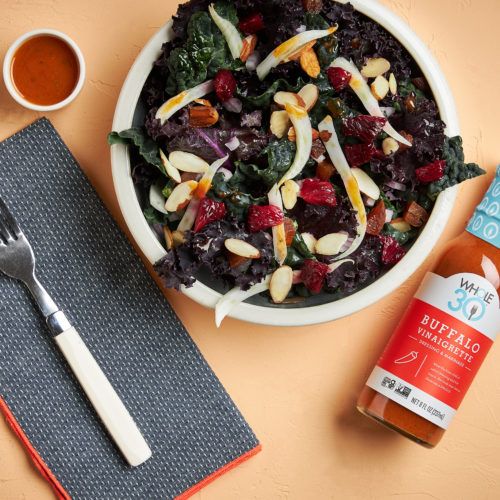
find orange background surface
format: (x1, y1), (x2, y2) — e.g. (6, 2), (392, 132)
(1, 0), (499, 498)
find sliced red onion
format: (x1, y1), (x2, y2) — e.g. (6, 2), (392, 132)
(245, 51), (261, 71)
(385, 191), (398, 201)
(385, 209), (394, 223)
(296, 24), (306, 33)
(224, 136), (240, 151)
(385, 180), (406, 191)
(218, 167), (233, 181)
(380, 106), (395, 117)
(222, 97), (243, 113)
(481, 255), (500, 288)
(340, 237), (354, 253)
(363, 195), (376, 207)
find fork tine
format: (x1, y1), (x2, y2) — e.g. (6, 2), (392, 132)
(0, 195), (22, 237)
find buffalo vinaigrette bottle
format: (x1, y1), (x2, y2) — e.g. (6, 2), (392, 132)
(357, 167), (500, 447)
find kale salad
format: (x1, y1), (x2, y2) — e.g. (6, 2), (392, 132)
(109, 0), (484, 325)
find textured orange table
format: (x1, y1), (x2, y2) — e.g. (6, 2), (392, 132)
(1, 1), (499, 498)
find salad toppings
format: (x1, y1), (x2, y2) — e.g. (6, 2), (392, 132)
(300, 259), (330, 293)
(208, 3), (243, 60)
(256, 26), (337, 80)
(224, 238), (261, 259)
(165, 180), (198, 212)
(247, 204), (284, 232)
(269, 265), (294, 303)
(330, 57), (412, 146)
(315, 232), (348, 256)
(327, 66), (351, 92)
(194, 198), (226, 232)
(299, 178), (337, 207)
(110, 0), (485, 324)
(214, 69), (237, 102)
(415, 159), (446, 183)
(156, 80), (214, 125)
(366, 200), (386, 236)
(169, 151), (209, 173)
(360, 57), (391, 78)
(238, 12), (265, 35)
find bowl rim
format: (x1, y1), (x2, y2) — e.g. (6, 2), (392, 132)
(2, 28), (86, 112)
(111, 0), (460, 327)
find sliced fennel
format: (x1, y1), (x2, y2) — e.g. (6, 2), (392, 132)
(278, 103), (312, 186)
(256, 27), (337, 80)
(155, 80), (214, 125)
(177, 155), (229, 232)
(319, 115), (367, 259)
(268, 184), (287, 265)
(215, 275), (272, 327)
(329, 58), (412, 147)
(208, 3), (243, 60)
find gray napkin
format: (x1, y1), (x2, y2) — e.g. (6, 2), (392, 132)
(0, 118), (259, 499)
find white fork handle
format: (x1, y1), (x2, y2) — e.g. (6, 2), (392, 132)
(54, 327), (152, 467)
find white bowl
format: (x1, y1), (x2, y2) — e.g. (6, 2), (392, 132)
(2, 29), (86, 112)
(111, 0), (459, 327)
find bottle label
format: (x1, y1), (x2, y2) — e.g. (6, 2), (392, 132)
(366, 272), (499, 429)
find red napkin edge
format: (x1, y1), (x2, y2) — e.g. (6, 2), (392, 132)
(0, 397), (262, 499)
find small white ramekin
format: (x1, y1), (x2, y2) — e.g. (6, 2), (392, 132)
(2, 28), (86, 112)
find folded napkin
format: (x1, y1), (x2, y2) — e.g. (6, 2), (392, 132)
(0, 118), (260, 499)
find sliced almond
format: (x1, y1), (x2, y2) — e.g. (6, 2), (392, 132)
(169, 151), (209, 173)
(390, 218), (411, 232)
(163, 225), (174, 250)
(301, 232), (317, 253)
(240, 34), (258, 62)
(269, 265), (294, 304)
(360, 57), (391, 78)
(270, 110), (291, 139)
(159, 149), (181, 183)
(274, 91), (306, 109)
(284, 40), (316, 62)
(388, 73), (397, 95)
(281, 179), (300, 210)
(172, 230), (186, 247)
(228, 252), (250, 268)
(287, 127), (319, 142)
(371, 75), (390, 100)
(224, 238), (261, 259)
(189, 106), (219, 127)
(300, 47), (320, 78)
(164, 180), (198, 212)
(351, 168), (380, 200)
(382, 137), (399, 156)
(315, 232), (348, 256)
(298, 83), (319, 111)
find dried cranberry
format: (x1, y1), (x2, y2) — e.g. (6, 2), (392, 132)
(300, 259), (330, 293)
(379, 235), (406, 265)
(343, 115), (387, 143)
(247, 205), (284, 232)
(415, 160), (446, 184)
(366, 200), (386, 236)
(214, 69), (236, 102)
(194, 198), (226, 232)
(238, 13), (264, 34)
(300, 178), (337, 207)
(326, 67), (352, 92)
(344, 142), (379, 168)
(302, 0), (323, 13)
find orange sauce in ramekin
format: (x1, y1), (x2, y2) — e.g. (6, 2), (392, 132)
(11, 35), (79, 106)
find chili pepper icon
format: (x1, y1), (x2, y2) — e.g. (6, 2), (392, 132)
(394, 351), (419, 364)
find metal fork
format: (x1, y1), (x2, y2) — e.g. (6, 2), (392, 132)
(0, 196), (151, 467)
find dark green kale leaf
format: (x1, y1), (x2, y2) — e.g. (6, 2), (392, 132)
(237, 78), (306, 108)
(143, 206), (169, 225)
(292, 232), (315, 259)
(166, 5), (241, 95)
(381, 223), (418, 246)
(264, 138), (296, 174)
(108, 128), (165, 175)
(426, 136), (485, 200)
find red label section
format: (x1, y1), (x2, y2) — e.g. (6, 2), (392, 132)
(377, 298), (493, 410)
